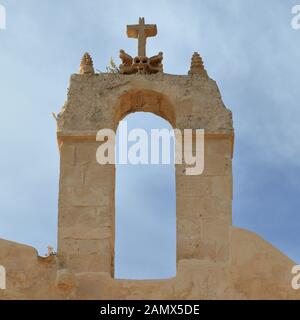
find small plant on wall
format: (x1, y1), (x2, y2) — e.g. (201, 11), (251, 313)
(106, 58), (120, 74)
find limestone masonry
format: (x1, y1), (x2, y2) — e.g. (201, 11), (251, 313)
(0, 18), (298, 299)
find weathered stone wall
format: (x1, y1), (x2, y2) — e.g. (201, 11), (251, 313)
(0, 72), (299, 299)
(0, 227), (297, 299)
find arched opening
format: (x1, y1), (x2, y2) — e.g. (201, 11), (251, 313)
(114, 112), (176, 280)
(114, 89), (176, 130)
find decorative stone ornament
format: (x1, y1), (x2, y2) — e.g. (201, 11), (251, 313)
(79, 52), (95, 75)
(188, 51), (208, 77)
(119, 50), (163, 74)
(119, 17), (163, 74)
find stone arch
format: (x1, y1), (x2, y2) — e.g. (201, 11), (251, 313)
(114, 89), (176, 130)
(57, 74), (233, 280)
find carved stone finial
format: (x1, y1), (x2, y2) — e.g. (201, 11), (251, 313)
(79, 52), (95, 75)
(119, 18), (163, 75)
(189, 52), (207, 77)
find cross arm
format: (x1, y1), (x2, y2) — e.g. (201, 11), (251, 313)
(126, 24), (157, 38)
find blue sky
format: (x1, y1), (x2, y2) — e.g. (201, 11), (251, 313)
(0, 0), (299, 279)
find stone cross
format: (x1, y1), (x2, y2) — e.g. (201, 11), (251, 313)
(127, 17), (157, 57)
